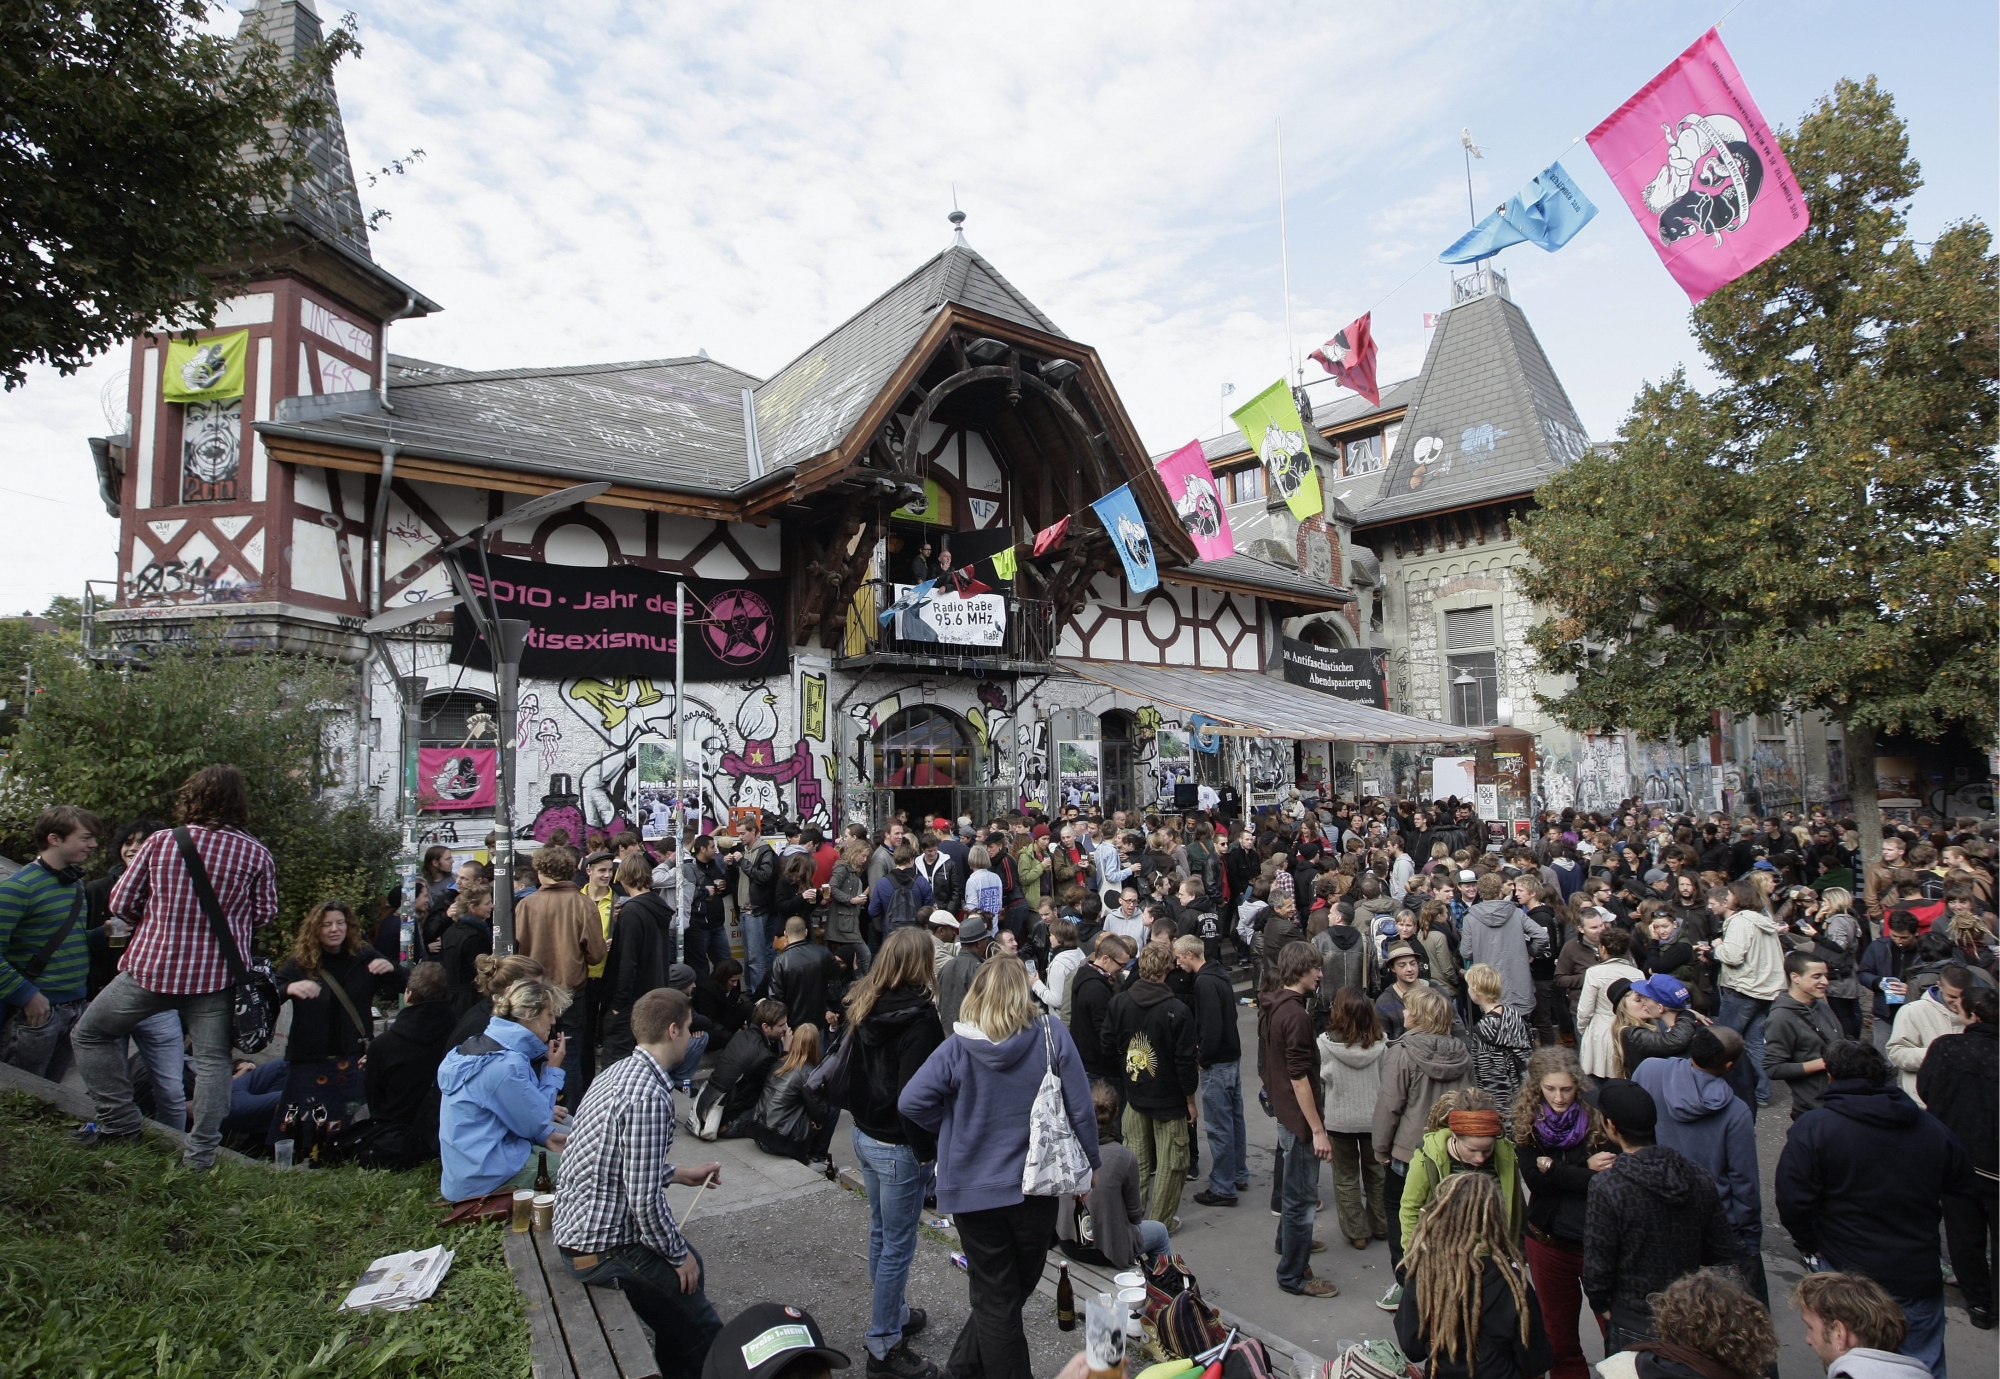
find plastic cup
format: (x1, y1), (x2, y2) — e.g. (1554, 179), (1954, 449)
(273, 1139), (294, 1169)
(531, 1193), (555, 1232)
(511, 1188), (535, 1233)
(1084, 1293), (1126, 1379)
(1117, 1285), (1148, 1337)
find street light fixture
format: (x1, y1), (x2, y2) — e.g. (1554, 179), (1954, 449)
(433, 482), (612, 957)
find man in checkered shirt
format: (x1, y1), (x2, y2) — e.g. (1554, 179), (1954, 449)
(72, 766), (277, 1169)
(554, 985), (723, 1379)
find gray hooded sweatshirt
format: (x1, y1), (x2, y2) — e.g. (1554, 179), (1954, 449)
(1461, 898), (1547, 1015)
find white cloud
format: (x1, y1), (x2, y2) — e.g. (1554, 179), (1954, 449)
(0, 0), (1991, 610)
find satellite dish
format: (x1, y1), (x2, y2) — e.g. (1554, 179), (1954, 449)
(362, 594), (462, 634)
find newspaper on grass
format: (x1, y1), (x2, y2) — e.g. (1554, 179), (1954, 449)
(339, 1243), (456, 1312)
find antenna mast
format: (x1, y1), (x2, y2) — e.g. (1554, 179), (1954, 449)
(1277, 119), (1296, 383)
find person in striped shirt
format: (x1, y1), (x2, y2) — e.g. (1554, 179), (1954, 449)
(0, 805), (102, 1080)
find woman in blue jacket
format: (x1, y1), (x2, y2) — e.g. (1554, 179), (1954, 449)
(437, 976), (571, 1201)
(901, 957), (1098, 1379)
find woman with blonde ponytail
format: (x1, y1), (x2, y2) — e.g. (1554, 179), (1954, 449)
(437, 974), (573, 1201)
(447, 953), (546, 1046)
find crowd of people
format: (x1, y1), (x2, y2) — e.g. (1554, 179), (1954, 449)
(2, 765), (1994, 1379)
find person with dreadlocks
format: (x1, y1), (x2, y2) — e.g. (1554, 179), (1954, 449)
(1394, 1171), (1554, 1379)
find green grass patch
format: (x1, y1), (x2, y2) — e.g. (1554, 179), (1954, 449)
(0, 1092), (528, 1377)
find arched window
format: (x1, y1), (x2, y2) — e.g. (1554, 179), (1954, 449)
(874, 706), (975, 788)
(420, 691), (497, 749)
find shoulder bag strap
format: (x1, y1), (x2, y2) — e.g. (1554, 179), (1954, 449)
(20, 865), (85, 984)
(172, 826), (250, 986)
(321, 962), (374, 1043)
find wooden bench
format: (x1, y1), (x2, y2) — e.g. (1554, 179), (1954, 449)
(504, 1228), (662, 1379)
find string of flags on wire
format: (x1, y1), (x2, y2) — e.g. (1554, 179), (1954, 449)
(936, 27), (1807, 606)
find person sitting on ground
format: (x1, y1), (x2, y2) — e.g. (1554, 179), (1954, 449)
(693, 957), (751, 1037)
(1795, 1272), (1930, 1379)
(1397, 1089), (1523, 1254)
(437, 976), (571, 1201)
(437, 882), (495, 1015)
(751, 1020), (836, 1166)
(1057, 1077), (1174, 1270)
(690, 998), (789, 1141)
(1394, 1172), (1554, 1379)
(448, 953), (545, 1045)
(268, 899), (404, 1146)
(364, 959), (456, 1157)
(1594, 1267), (1779, 1379)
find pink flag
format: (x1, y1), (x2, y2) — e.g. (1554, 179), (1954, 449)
(1153, 439), (1234, 564)
(1587, 28), (1808, 303)
(1422, 313), (1439, 329)
(416, 747), (497, 812)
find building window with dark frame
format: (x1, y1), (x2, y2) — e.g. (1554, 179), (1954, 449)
(1228, 466), (1264, 503)
(1444, 605), (1499, 728)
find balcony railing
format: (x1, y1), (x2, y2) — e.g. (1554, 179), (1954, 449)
(837, 579), (1055, 671)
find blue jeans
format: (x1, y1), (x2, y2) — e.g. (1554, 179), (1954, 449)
(128, 1008), (187, 1130)
(1896, 1293), (1945, 1379)
(72, 975), (232, 1168)
(1717, 989), (1772, 1102)
(853, 1127), (927, 1360)
(1274, 1123), (1323, 1293)
(740, 910), (772, 993)
(1200, 1061), (1248, 1197)
(565, 1243), (722, 1379)
(668, 1031), (708, 1085)
(1136, 1217), (1171, 1264)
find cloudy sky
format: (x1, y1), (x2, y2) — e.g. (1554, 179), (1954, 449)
(1, 0), (1993, 611)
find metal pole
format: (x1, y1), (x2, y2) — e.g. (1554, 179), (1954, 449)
(674, 580), (687, 964)
(397, 674), (424, 966)
(492, 618), (530, 957)
(1277, 118), (1295, 382)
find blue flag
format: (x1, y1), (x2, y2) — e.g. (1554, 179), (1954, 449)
(1187, 713), (1222, 754)
(1441, 161), (1598, 264)
(1091, 484), (1158, 593)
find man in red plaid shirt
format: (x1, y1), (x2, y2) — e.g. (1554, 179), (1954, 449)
(72, 765), (277, 1168)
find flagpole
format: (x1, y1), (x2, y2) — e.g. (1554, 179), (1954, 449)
(1277, 118), (1296, 384)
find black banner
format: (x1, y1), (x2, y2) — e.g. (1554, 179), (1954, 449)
(448, 553), (787, 682)
(1279, 637), (1388, 707)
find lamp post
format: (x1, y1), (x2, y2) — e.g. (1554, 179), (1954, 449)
(431, 481), (611, 956)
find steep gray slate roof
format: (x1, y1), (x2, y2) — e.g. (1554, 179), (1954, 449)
(1162, 553), (1353, 608)
(753, 244), (1066, 473)
(242, 0), (372, 261)
(264, 356), (770, 490)
(1353, 289), (1588, 525)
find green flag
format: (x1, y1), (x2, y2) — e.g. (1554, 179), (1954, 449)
(990, 545), (1018, 580)
(1231, 379), (1322, 520)
(162, 330), (249, 404)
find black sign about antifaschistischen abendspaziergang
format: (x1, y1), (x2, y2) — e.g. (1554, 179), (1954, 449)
(1279, 637), (1388, 708)
(447, 553), (787, 682)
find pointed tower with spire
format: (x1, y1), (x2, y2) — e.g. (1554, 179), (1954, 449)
(93, 0), (439, 661)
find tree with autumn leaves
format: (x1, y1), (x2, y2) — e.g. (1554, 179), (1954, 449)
(1518, 78), (1997, 868)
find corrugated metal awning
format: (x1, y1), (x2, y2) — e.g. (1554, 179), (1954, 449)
(1057, 658), (1492, 745)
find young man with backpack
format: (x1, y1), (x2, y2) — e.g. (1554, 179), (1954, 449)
(868, 843), (932, 937)
(0, 805), (102, 1080)
(72, 766), (278, 1169)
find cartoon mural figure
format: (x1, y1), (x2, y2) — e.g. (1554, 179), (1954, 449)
(517, 692), (542, 750)
(719, 680), (825, 825)
(966, 682), (1014, 792)
(1259, 422), (1312, 502)
(1408, 435), (1451, 490)
(561, 677), (678, 831)
(536, 718), (562, 773)
(1115, 512), (1153, 576)
(1643, 114), (1765, 246)
(1017, 718), (1048, 810)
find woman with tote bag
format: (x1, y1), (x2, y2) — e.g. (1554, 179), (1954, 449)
(901, 957), (1099, 1379)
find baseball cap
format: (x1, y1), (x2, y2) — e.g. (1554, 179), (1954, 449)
(582, 851), (616, 869)
(1457, 869), (1477, 884)
(1594, 1078), (1658, 1135)
(1643, 868), (1669, 884)
(702, 1304), (849, 1379)
(1751, 858), (1778, 873)
(1633, 973), (1691, 1009)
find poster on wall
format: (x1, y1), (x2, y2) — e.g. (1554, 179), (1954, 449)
(892, 584), (1007, 646)
(1155, 729), (1194, 799)
(449, 553), (787, 681)
(1476, 782), (1499, 821)
(416, 748), (496, 812)
(1432, 755), (1476, 801)
(1280, 638), (1388, 707)
(1057, 739), (1102, 811)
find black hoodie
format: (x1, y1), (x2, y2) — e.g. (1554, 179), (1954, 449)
(1068, 961), (1120, 1079)
(845, 987), (944, 1158)
(1582, 1144), (1736, 1332)
(364, 998), (457, 1151)
(1105, 979), (1199, 1116)
(1776, 1078), (1977, 1300)
(1190, 961), (1241, 1066)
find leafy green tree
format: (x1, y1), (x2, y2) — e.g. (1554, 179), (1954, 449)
(1518, 78), (1997, 868)
(1, 0), (358, 388)
(0, 636), (396, 951)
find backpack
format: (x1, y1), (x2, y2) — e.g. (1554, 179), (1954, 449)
(320, 1118), (429, 1171)
(884, 873), (922, 929)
